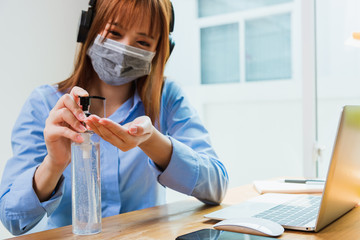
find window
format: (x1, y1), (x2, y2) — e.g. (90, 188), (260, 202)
(201, 23), (240, 84)
(245, 13), (292, 82)
(198, 0), (293, 17)
(198, 0), (294, 84)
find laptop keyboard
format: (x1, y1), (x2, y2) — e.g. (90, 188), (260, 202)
(253, 195), (321, 226)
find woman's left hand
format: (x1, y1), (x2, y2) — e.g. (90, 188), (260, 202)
(84, 115), (154, 151)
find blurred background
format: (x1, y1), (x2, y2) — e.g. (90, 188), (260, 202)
(1, 0), (360, 238)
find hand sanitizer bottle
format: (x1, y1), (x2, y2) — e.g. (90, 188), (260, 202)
(71, 96), (105, 235)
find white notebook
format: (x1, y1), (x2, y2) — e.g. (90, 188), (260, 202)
(253, 180), (324, 194)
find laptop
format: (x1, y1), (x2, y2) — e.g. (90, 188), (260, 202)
(205, 105), (360, 232)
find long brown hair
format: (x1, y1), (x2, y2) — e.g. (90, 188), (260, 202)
(57, 0), (173, 124)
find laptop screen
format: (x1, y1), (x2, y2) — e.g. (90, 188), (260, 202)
(315, 105), (360, 231)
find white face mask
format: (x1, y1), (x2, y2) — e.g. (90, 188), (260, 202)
(87, 35), (156, 86)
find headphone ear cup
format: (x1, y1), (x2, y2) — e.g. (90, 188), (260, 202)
(77, 0), (96, 43)
(77, 11), (88, 43)
(168, 2), (175, 56)
(169, 35), (175, 56)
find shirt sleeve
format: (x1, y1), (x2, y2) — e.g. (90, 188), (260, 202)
(156, 80), (229, 205)
(0, 86), (65, 235)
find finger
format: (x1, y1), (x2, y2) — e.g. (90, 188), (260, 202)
(128, 123), (142, 135)
(127, 117), (152, 136)
(135, 120), (152, 135)
(84, 118), (100, 134)
(84, 115), (101, 132)
(47, 126), (84, 143)
(53, 94), (86, 122)
(85, 116), (108, 136)
(87, 117), (127, 147)
(69, 86), (89, 106)
(98, 118), (130, 138)
(51, 108), (87, 133)
(116, 121), (139, 135)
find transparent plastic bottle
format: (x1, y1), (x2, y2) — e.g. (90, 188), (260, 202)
(71, 131), (101, 235)
(71, 96), (105, 235)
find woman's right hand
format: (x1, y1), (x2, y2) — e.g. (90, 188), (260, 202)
(43, 87), (89, 171)
(34, 87), (88, 202)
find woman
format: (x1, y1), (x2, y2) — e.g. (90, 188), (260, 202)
(0, 0), (228, 235)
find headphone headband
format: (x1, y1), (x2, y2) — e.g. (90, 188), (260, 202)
(169, 2), (175, 33)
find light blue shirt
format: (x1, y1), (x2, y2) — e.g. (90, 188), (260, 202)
(0, 80), (228, 235)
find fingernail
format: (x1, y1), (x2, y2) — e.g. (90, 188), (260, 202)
(79, 125), (87, 132)
(76, 134), (83, 142)
(78, 112), (86, 121)
(130, 127), (137, 134)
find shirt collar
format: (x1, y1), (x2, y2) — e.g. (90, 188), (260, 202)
(107, 84), (143, 124)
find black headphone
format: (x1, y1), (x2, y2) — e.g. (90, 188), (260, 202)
(77, 0), (175, 55)
(77, 0), (96, 43)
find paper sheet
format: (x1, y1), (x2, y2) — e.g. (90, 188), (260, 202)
(253, 180), (324, 194)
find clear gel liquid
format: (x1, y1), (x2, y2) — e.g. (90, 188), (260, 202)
(71, 132), (101, 235)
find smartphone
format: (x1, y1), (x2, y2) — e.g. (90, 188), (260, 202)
(176, 229), (277, 240)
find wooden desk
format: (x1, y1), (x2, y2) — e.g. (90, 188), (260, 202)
(9, 184), (360, 240)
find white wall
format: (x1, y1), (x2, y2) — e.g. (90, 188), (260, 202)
(0, 0), (88, 238)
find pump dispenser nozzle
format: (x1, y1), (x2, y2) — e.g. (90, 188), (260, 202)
(79, 96), (106, 117)
(77, 96), (106, 159)
(80, 96), (91, 117)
